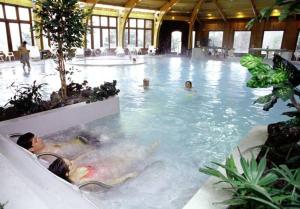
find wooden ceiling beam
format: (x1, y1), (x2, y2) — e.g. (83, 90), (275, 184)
(188, 0), (205, 49)
(153, 0), (179, 47)
(212, 0), (227, 22)
(250, 0), (259, 17)
(190, 0), (205, 25)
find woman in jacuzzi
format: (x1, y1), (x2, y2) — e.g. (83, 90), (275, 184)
(49, 157), (138, 186)
(16, 132), (96, 159)
(48, 141), (159, 186)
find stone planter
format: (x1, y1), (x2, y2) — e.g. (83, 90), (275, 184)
(0, 96), (119, 137)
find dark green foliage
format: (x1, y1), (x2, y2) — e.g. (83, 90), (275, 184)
(240, 54), (300, 114)
(0, 80), (119, 121)
(4, 81), (48, 115)
(246, 0), (300, 29)
(199, 154), (300, 209)
(88, 80), (120, 103)
(0, 202), (7, 209)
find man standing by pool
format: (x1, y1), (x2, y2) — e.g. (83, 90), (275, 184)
(18, 41), (31, 71)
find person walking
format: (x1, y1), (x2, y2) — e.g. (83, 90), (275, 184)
(18, 41), (31, 70)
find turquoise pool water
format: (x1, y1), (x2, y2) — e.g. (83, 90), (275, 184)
(0, 57), (288, 209)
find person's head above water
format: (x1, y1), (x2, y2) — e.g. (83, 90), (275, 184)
(17, 132), (45, 153)
(48, 158), (72, 183)
(22, 41), (27, 46)
(185, 81), (192, 89)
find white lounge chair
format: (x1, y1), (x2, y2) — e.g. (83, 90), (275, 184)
(100, 47), (108, 56)
(147, 46), (156, 55)
(280, 51), (293, 61)
(6, 52), (15, 61)
(75, 48), (84, 58)
(115, 47), (125, 57)
(294, 51), (300, 61)
(29, 46), (41, 61)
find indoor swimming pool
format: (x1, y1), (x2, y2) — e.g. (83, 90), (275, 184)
(0, 57), (288, 209)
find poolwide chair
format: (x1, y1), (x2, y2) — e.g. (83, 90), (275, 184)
(115, 47), (125, 57)
(6, 52), (15, 61)
(148, 46), (156, 55)
(30, 46), (41, 61)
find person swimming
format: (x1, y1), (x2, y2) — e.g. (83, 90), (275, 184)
(185, 81), (192, 89)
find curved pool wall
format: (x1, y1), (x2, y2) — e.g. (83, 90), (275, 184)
(0, 57), (289, 209)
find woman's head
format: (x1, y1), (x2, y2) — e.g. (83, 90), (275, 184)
(185, 81), (192, 89)
(17, 132), (45, 153)
(22, 41), (27, 46)
(48, 158), (72, 183)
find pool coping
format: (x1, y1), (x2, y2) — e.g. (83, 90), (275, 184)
(182, 125), (268, 209)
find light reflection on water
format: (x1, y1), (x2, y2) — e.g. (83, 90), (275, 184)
(0, 57), (288, 209)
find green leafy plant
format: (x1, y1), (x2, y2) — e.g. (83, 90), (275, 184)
(33, 0), (88, 99)
(246, 0), (300, 29)
(199, 154), (300, 209)
(0, 201), (7, 209)
(5, 81), (47, 114)
(240, 54), (300, 114)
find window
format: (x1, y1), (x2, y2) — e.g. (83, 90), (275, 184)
(208, 31), (223, 47)
(171, 31), (182, 54)
(9, 23), (20, 51)
(124, 18), (153, 48)
(0, 22), (8, 51)
(19, 7), (30, 21)
(88, 15), (118, 49)
(296, 31), (300, 50)
(262, 31), (284, 49)
(233, 31), (251, 53)
(20, 23), (32, 45)
(5, 5), (17, 20)
(0, 4), (34, 51)
(0, 5), (4, 18)
(192, 31), (196, 48)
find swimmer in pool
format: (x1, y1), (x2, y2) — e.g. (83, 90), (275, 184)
(185, 81), (192, 89)
(16, 132), (95, 159)
(48, 140), (159, 185)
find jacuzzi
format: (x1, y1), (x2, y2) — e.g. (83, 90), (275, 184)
(0, 97), (119, 209)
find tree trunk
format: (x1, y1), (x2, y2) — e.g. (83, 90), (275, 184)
(58, 52), (67, 100)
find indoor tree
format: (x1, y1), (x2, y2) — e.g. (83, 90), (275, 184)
(33, 0), (88, 99)
(247, 0), (300, 29)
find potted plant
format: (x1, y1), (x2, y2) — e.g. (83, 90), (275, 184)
(199, 154), (300, 209)
(240, 54), (300, 168)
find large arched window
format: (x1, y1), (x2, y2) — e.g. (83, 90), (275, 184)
(171, 31), (182, 54)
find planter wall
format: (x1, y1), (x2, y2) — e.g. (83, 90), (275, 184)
(0, 96), (119, 137)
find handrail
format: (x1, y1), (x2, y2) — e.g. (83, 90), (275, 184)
(36, 152), (64, 160)
(78, 181), (112, 190)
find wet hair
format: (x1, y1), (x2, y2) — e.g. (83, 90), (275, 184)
(48, 158), (71, 183)
(22, 41), (27, 45)
(17, 132), (34, 150)
(185, 81), (192, 88)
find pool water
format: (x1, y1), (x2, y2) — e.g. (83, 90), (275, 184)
(1, 57), (288, 209)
